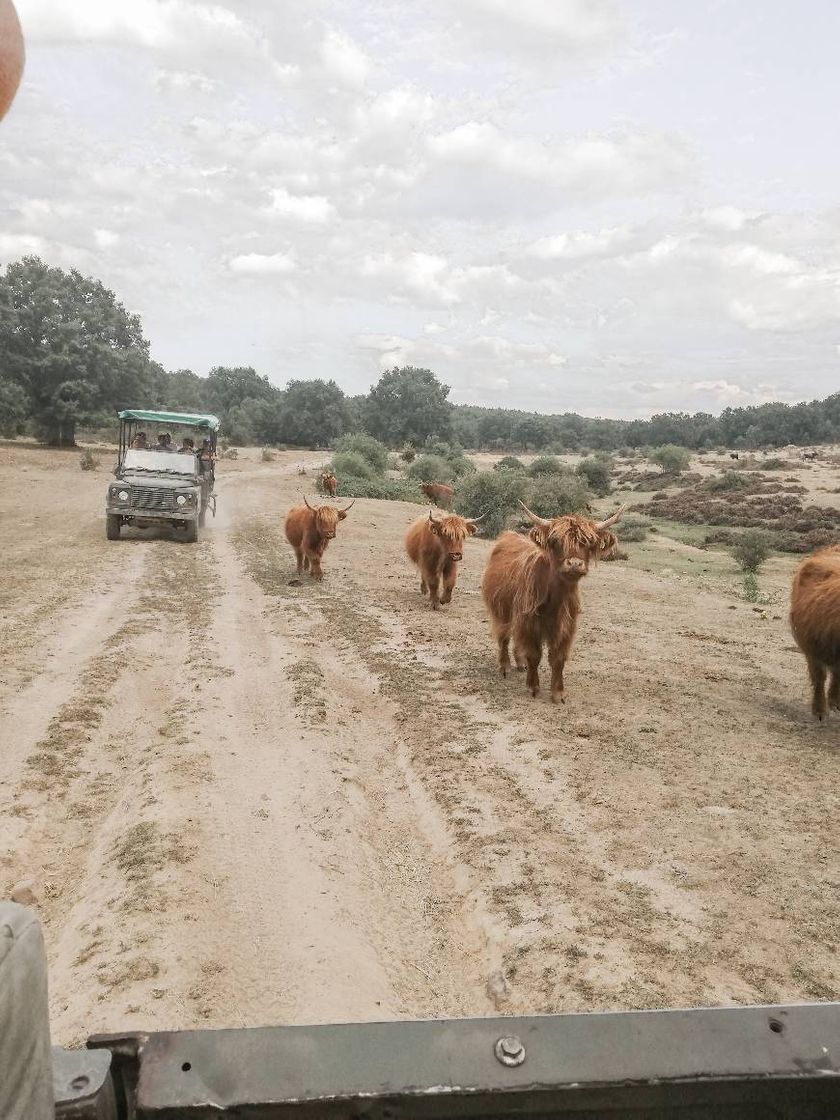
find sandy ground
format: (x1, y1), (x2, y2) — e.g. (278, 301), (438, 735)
(1, 441), (838, 1048)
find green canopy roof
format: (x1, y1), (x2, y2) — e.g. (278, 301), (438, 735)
(118, 409), (220, 431)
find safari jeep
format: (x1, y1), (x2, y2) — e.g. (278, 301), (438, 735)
(105, 409), (219, 543)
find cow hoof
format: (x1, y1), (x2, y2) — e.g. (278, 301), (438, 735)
(551, 693), (566, 705)
(530, 688), (539, 699)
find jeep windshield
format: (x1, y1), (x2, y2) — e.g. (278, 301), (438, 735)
(122, 449), (196, 477)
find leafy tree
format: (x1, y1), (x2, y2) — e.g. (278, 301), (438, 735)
(279, 379), (350, 447)
(0, 378), (28, 436)
(366, 366), (452, 446)
(650, 444), (691, 474)
(0, 256), (151, 444)
(330, 450), (377, 480)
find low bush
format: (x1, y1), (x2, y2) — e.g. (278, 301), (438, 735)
(333, 433), (389, 473)
(742, 572), (760, 602)
(576, 455), (613, 497)
(401, 444), (416, 463)
(407, 454), (452, 483)
(731, 530), (772, 573)
(260, 447), (274, 462)
(79, 448), (98, 471)
(455, 470), (531, 538)
(527, 474), (590, 519)
(527, 455), (564, 477)
(333, 474), (424, 502)
(494, 455), (526, 473)
(617, 515), (650, 542)
(707, 470), (753, 492)
(330, 450), (377, 480)
(650, 444), (691, 474)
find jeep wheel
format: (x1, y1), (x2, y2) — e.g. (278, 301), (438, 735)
(183, 520), (198, 543)
(106, 514), (121, 540)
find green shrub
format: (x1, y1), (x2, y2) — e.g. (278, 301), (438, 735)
(494, 456), (526, 472)
(707, 470), (751, 492)
(401, 444), (416, 463)
(448, 453), (476, 478)
(732, 530), (771, 573)
(527, 455), (564, 477)
(763, 457), (787, 470)
(407, 454), (452, 483)
(333, 433), (389, 473)
(330, 450), (376, 480)
(527, 474), (590, 519)
(618, 515), (650, 542)
(650, 444), (691, 474)
(261, 447), (275, 462)
(455, 470), (531, 538)
(742, 572), (760, 602)
(334, 474), (425, 502)
(575, 456), (613, 497)
(79, 448), (98, 471)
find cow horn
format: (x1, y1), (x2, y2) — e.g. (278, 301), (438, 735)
(468, 510), (488, 524)
(338, 498), (355, 512)
(303, 495), (317, 510)
(595, 504), (626, 531)
(517, 500), (550, 529)
(428, 509), (441, 524)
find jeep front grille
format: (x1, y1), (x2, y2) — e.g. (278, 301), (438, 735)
(128, 487), (178, 512)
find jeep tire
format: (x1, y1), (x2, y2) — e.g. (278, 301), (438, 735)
(106, 514), (121, 540)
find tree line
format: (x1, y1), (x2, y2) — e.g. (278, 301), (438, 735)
(1, 256), (838, 450)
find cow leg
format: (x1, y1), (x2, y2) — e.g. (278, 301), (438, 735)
(303, 554), (310, 571)
(427, 576), (441, 610)
(515, 624), (541, 697)
(493, 624), (511, 677)
(440, 561), (456, 605)
(828, 666), (840, 712)
(548, 632), (574, 704)
(293, 548), (304, 575)
(420, 577), (428, 595)
(807, 655), (828, 720)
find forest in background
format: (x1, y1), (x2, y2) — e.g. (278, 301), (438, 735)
(1, 256), (838, 451)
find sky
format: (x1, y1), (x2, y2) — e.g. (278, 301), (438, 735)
(2, 0), (839, 418)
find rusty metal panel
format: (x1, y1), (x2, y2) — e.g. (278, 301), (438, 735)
(86, 1002), (840, 1118)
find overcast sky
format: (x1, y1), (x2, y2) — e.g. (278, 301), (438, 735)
(2, 1), (839, 417)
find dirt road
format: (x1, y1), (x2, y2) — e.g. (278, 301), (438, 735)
(1, 443), (837, 1046)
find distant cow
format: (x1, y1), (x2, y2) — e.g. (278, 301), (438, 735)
(321, 471), (337, 497)
(790, 546), (840, 720)
(405, 510), (484, 610)
(802, 450), (818, 462)
(481, 501), (624, 702)
(729, 452), (740, 461)
(284, 496), (354, 581)
(420, 482), (454, 509)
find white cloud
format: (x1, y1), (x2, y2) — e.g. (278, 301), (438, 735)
(446, 0), (626, 63)
(227, 251), (296, 275)
(94, 229), (120, 249)
(319, 26), (371, 89)
(266, 188), (336, 223)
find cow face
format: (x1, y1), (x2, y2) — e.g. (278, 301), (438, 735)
(304, 497), (354, 539)
(428, 512), (479, 562)
(521, 502), (623, 576)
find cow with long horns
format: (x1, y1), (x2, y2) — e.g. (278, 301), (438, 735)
(481, 501), (624, 701)
(321, 470), (337, 497)
(405, 510), (485, 610)
(284, 496), (355, 581)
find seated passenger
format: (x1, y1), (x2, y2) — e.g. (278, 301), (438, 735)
(130, 431), (147, 449)
(178, 437), (195, 454)
(155, 433), (174, 452)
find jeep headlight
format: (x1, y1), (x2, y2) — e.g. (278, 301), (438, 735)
(176, 494), (187, 506)
(118, 490), (128, 501)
